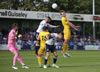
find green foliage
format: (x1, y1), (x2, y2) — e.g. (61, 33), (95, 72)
(0, 0), (99, 14)
(95, 0), (100, 14)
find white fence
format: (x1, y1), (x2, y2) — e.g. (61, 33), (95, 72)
(85, 45), (100, 50)
(0, 44), (21, 50)
(0, 9), (96, 22)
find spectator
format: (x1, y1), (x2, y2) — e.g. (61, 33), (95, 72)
(17, 34), (23, 45)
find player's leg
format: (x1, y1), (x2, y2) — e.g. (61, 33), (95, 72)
(53, 51), (58, 64)
(12, 51), (19, 70)
(38, 55), (42, 68)
(62, 30), (67, 56)
(43, 44), (50, 68)
(38, 47), (44, 67)
(65, 43), (70, 57)
(13, 48), (29, 69)
(62, 41), (67, 57)
(43, 52), (50, 68)
(52, 51), (59, 68)
(46, 44), (50, 66)
(63, 40), (71, 57)
(9, 47), (29, 69)
(8, 47), (19, 70)
(35, 45), (40, 57)
(64, 31), (71, 57)
(35, 32), (40, 56)
(62, 29), (71, 57)
(47, 56), (50, 67)
(50, 45), (59, 68)
(16, 52), (29, 69)
(63, 40), (70, 57)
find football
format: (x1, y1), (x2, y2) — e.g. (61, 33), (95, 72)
(52, 3), (58, 9)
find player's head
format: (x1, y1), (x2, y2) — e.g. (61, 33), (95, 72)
(57, 32), (63, 39)
(12, 23), (18, 30)
(45, 16), (52, 23)
(43, 26), (48, 32)
(60, 10), (66, 17)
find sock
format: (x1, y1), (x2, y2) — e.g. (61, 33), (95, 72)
(38, 56), (42, 65)
(35, 46), (40, 55)
(13, 54), (18, 65)
(53, 56), (57, 64)
(62, 43), (67, 54)
(48, 56), (50, 65)
(44, 57), (48, 65)
(65, 44), (68, 54)
(17, 55), (24, 65)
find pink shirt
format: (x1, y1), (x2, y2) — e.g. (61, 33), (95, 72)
(8, 29), (16, 48)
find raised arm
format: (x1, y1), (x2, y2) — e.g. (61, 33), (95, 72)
(68, 22), (79, 31)
(46, 33), (57, 40)
(47, 23), (59, 28)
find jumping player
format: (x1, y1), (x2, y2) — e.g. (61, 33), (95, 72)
(8, 23), (29, 70)
(37, 27), (50, 68)
(36, 16), (59, 33)
(60, 10), (79, 57)
(35, 16), (59, 56)
(43, 33), (63, 68)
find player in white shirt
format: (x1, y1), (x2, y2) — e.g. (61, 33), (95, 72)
(35, 16), (59, 57)
(43, 33), (63, 69)
(36, 16), (59, 33)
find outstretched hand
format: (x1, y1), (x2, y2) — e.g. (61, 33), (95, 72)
(75, 26), (80, 31)
(76, 26), (80, 28)
(56, 25), (60, 28)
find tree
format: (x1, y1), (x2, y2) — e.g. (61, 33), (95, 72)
(0, 0), (99, 14)
(95, 0), (100, 14)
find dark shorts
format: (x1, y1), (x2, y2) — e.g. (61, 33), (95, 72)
(45, 44), (56, 53)
(35, 32), (39, 40)
(35, 45), (40, 50)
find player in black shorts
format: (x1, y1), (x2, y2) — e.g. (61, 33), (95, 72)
(45, 44), (56, 53)
(34, 32), (40, 57)
(43, 33), (63, 68)
(35, 17), (58, 57)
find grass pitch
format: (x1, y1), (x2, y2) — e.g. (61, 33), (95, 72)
(0, 50), (100, 72)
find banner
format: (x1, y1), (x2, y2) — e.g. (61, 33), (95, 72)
(0, 44), (21, 50)
(85, 45), (100, 50)
(0, 9), (94, 22)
